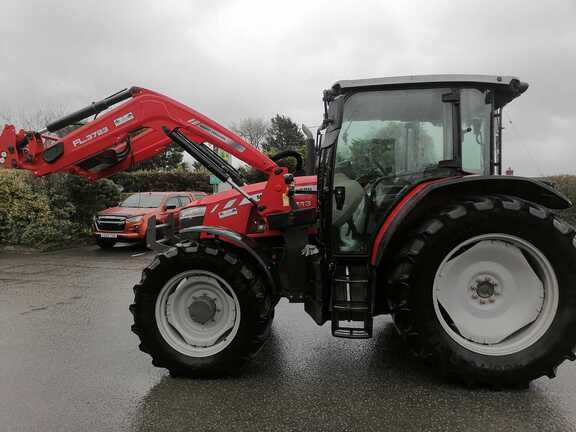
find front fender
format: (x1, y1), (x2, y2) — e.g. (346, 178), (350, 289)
(371, 175), (571, 266)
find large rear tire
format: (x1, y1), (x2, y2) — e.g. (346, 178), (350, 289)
(387, 195), (576, 387)
(130, 241), (274, 377)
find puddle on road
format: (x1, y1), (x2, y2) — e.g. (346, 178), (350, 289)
(1, 263), (61, 275)
(20, 295), (84, 315)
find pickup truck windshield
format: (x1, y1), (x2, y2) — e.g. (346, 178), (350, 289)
(120, 193), (164, 208)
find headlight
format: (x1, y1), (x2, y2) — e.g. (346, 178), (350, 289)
(180, 206), (206, 220)
(126, 215), (144, 224)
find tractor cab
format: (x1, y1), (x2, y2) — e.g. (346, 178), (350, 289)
(320, 75), (528, 255)
(312, 75), (529, 336)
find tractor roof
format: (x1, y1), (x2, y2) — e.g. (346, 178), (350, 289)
(331, 74), (529, 108)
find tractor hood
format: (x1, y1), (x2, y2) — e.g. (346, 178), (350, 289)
(185, 175), (317, 234)
(194, 175), (317, 208)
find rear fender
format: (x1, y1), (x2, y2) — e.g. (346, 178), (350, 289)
(371, 175), (571, 266)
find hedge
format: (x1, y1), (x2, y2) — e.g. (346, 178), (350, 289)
(111, 170), (211, 193)
(1, 169), (211, 248)
(33, 173), (121, 227)
(0, 171), (72, 246)
(0, 170), (121, 247)
(544, 175), (576, 225)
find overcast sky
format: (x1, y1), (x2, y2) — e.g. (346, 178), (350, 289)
(1, 0), (575, 176)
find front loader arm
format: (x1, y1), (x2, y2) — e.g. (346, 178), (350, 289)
(0, 87), (290, 215)
(0, 87), (277, 178)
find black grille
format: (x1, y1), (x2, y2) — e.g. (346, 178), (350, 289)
(96, 216), (126, 232)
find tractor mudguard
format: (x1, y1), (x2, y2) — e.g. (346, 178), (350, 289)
(371, 175), (571, 266)
(179, 225), (277, 295)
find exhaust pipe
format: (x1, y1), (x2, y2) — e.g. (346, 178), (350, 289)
(302, 124), (315, 176)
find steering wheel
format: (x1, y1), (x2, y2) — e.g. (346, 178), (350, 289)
(271, 150), (304, 174)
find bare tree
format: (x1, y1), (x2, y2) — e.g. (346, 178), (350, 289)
(1, 106), (66, 131)
(230, 118), (269, 150)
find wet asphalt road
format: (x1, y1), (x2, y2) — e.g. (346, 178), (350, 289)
(2, 245), (576, 432)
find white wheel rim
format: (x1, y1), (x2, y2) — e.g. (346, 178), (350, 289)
(155, 270), (241, 358)
(433, 234), (559, 356)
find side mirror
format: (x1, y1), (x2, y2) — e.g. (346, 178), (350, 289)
(165, 204), (177, 210)
(334, 186), (346, 210)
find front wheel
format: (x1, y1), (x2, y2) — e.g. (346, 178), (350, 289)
(388, 195), (576, 387)
(130, 241), (274, 377)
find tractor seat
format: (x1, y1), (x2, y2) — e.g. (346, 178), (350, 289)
(332, 173), (365, 228)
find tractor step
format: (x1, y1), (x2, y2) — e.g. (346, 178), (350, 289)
(332, 317), (373, 339)
(330, 263), (373, 339)
(332, 301), (370, 312)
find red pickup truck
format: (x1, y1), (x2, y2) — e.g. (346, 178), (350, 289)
(93, 191), (207, 249)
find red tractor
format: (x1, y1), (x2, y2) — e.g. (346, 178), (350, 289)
(2, 75), (576, 387)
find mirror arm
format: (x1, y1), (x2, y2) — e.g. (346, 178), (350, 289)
(334, 186), (346, 210)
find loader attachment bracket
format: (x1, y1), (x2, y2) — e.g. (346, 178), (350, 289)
(146, 213), (179, 251)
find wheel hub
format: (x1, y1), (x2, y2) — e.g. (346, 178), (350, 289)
(475, 278), (495, 298)
(469, 276), (500, 304)
(188, 294), (218, 325)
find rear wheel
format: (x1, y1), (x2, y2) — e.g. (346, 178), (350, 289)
(130, 241), (274, 377)
(388, 195), (576, 387)
(96, 238), (116, 249)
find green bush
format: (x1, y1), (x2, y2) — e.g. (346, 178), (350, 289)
(0, 170), (121, 248)
(33, 173), (121, 226)
(544, 175), (576, 225)
(0, 171), (74, 246)
(111, 170), (211, 193)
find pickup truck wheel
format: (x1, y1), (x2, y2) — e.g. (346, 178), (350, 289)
(130, 241), (274, 377)
(387, 195), (576, 388)
(96, 238), (116, 249)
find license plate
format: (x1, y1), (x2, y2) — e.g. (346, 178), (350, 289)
(99, 233), (118, 239)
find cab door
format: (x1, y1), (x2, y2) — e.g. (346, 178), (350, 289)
(328, 88), (455, 256)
